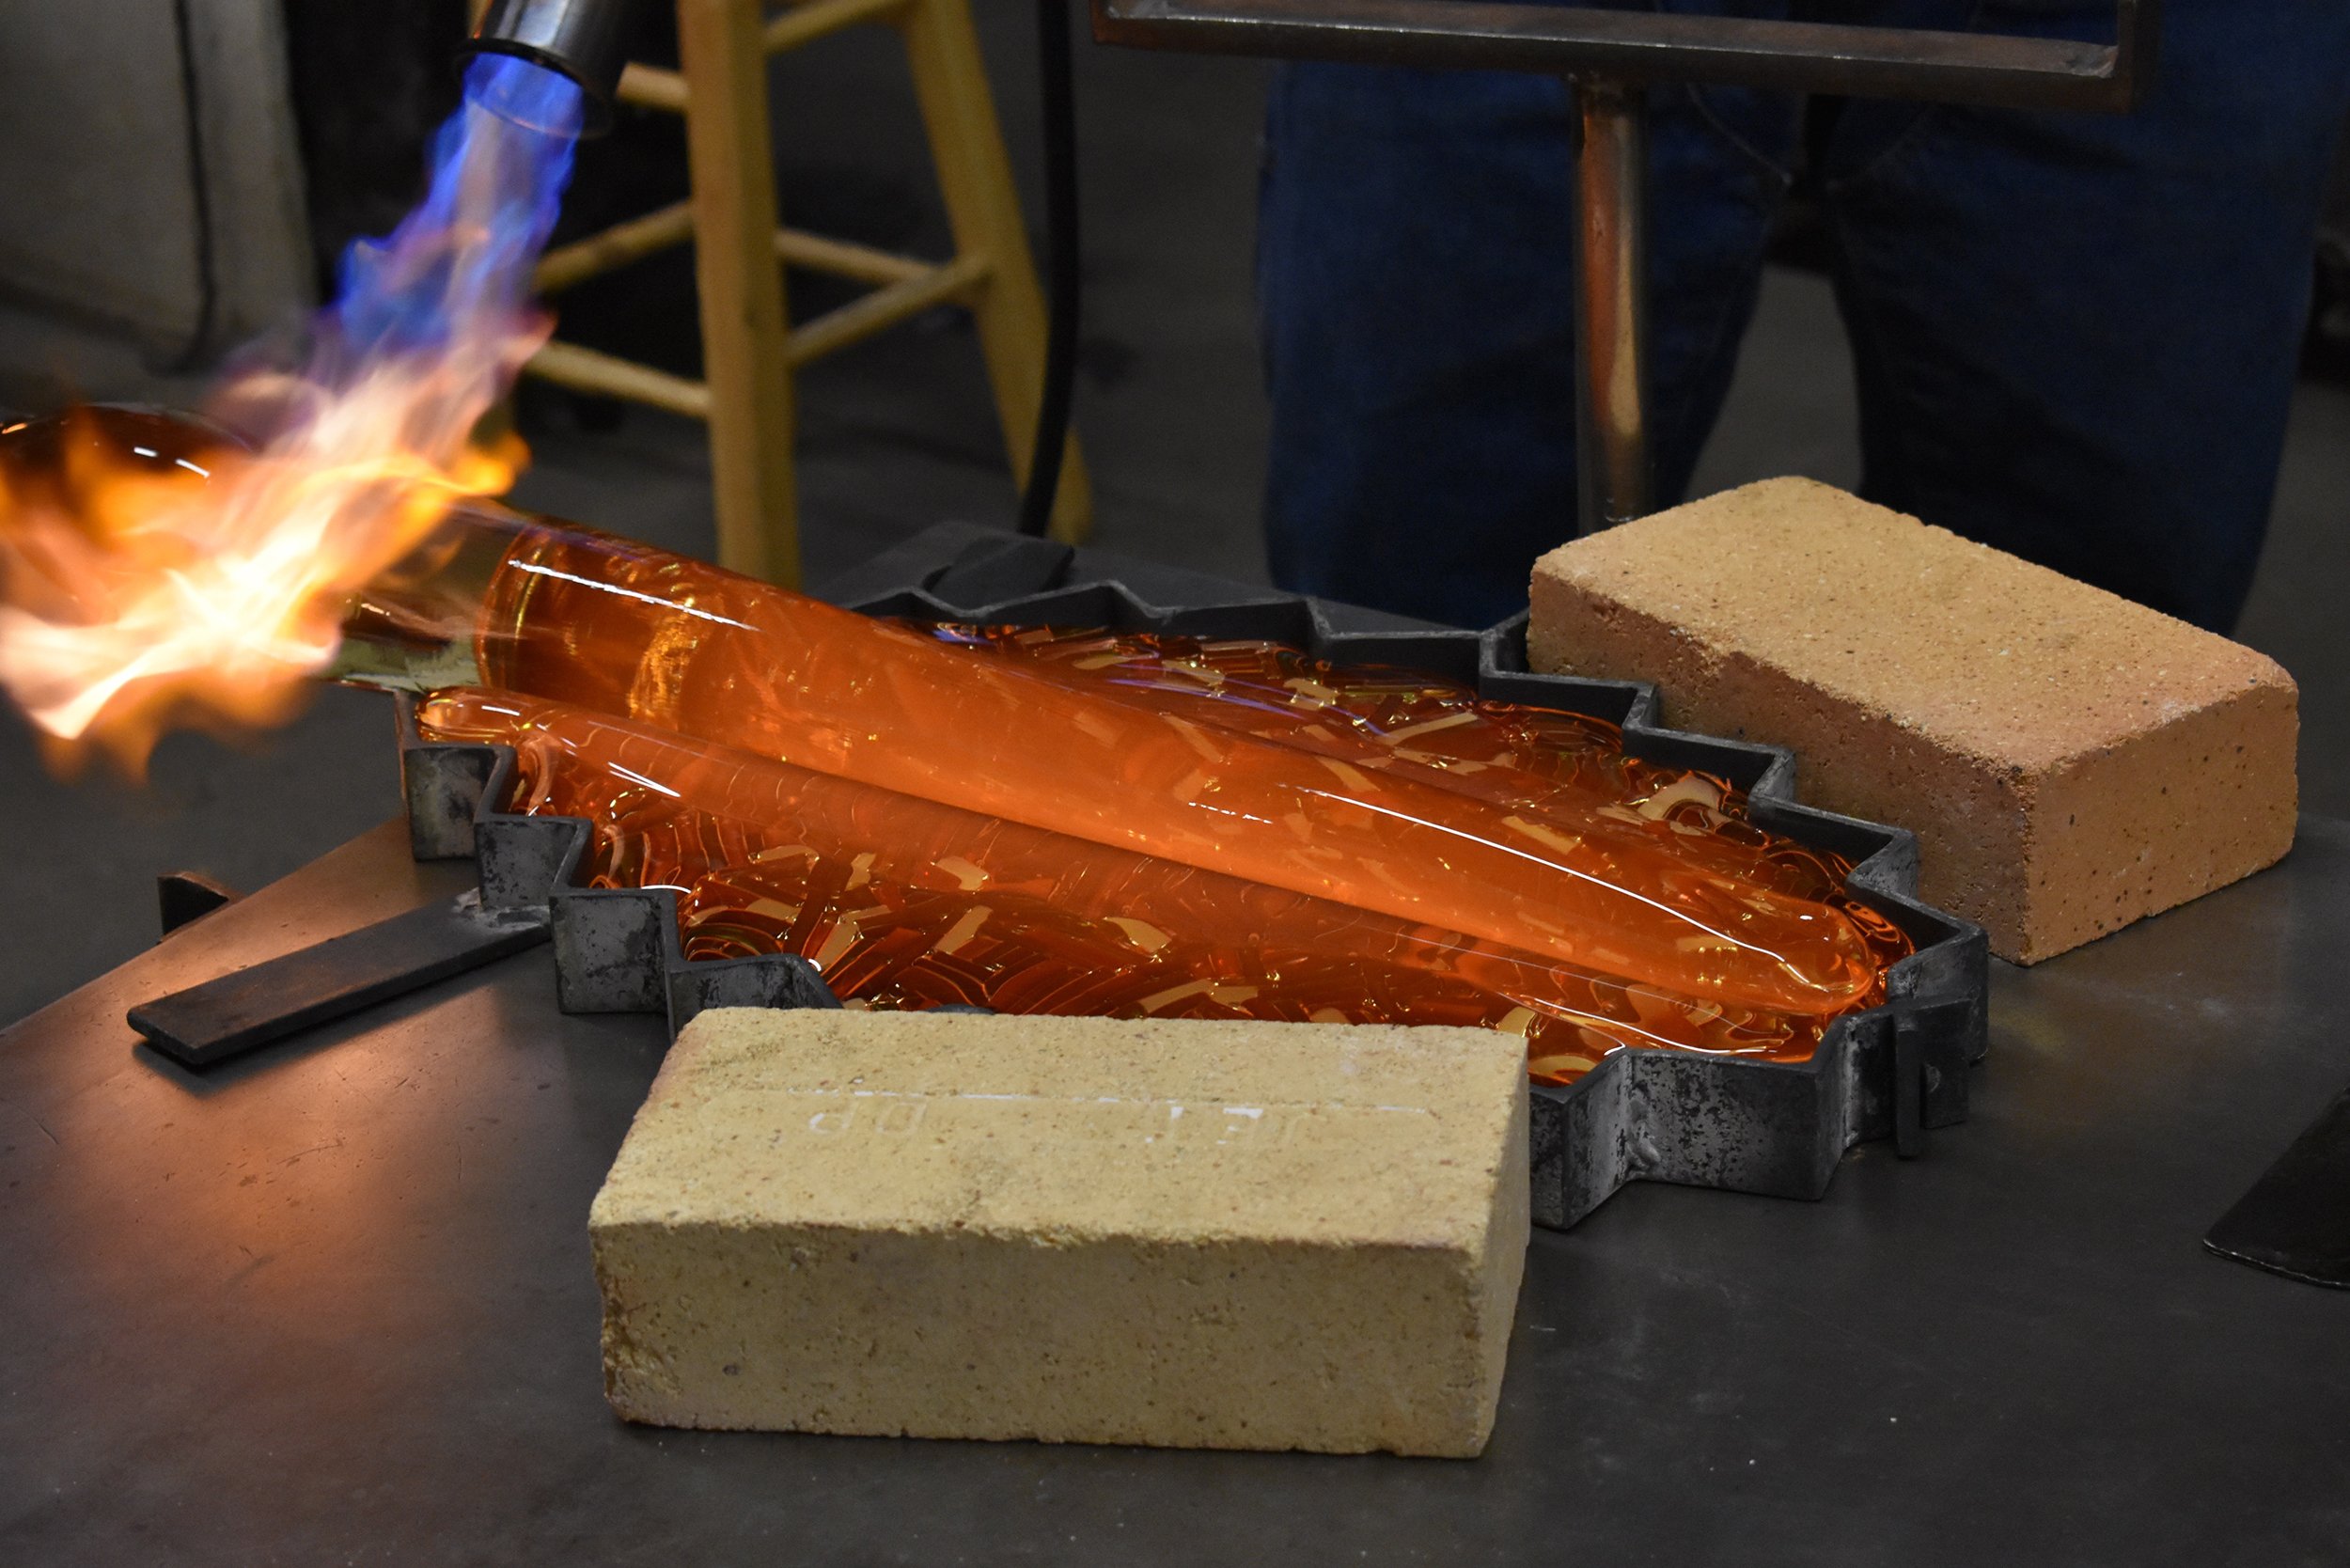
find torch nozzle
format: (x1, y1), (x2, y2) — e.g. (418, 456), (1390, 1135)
(464, 0), (641, 136)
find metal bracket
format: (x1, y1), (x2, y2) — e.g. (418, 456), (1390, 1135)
(156, 871), (243, 937)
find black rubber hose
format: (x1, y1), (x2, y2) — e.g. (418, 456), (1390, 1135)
(1016, 0), (1081, 538)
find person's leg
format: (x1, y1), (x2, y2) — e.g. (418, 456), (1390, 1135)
(1256, 59), (1799, 627)
(1822, 0), (2350, 632)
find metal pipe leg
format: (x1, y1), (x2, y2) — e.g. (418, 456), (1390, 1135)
(1573, 77), (1652, 534)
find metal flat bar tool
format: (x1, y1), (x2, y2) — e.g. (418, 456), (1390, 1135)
(2205, 1085), (2350, 1289)
(127, 892), (551, 1068)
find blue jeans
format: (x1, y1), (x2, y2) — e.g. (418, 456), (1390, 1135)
(1257, 1), (2350, 630)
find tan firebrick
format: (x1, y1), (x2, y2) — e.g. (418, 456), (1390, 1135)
(591, 1008), (1529, 1456)
(1528, 477), (2297, 963)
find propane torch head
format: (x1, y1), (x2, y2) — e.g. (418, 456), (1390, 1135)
(463, 0), (641, 136)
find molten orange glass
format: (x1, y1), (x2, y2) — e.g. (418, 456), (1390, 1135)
(2, 410), (1912, 1054)
(469, 524), (1895, 1017)
(417, 687), (1898, 1083)
(936, 621), (1869, 903)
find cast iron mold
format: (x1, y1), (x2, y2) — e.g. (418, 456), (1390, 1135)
(396, 526), (1988, 1229)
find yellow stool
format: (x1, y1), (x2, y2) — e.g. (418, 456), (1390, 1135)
(520, 0), (1092, 585)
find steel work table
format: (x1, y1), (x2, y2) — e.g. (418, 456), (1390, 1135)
(3, 544), (2345, 1565)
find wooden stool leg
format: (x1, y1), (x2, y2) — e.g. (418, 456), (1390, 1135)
(899, 0), (1093, 544)
(678, 0), (800, 584)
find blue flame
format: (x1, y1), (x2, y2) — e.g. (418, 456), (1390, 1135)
(325, 54), (585, 364)
(464, 50), (589, 138)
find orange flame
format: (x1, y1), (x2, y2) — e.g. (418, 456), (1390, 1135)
(0, 405), (525, 772)
(0, 59), (575, 774)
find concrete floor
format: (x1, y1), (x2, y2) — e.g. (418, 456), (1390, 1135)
(3, 34), (2345, 1027)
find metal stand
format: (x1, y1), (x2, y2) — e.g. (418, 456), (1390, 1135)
(1574, 78), (1650, 531)
(1091, 0), (2157, 533)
